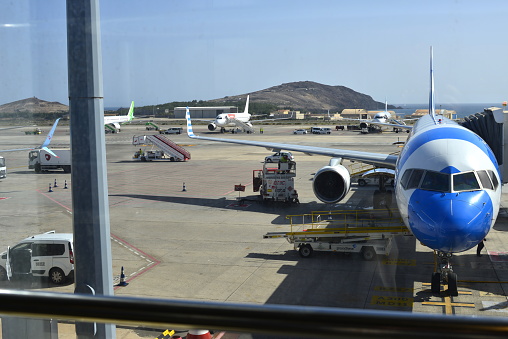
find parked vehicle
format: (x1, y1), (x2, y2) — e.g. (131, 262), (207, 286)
(265, 151), (294, 163)
(28, 149), (71, 173)
(293, 129), (308, 134)
(0, 231), (74, 285)
(311, 127), (331, 134)
(159, 127), (182, 135)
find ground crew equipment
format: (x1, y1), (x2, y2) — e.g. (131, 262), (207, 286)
(264, 209), (411, 260)
(132, 135), (190, 162)
(253, 160), (298, 203)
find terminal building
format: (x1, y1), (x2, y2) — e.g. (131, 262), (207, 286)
(173, 106), (238, 119)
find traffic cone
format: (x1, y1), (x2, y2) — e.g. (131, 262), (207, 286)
(64, 180), (68, 189)
(48, 183), (53, 192)
(54, 179), (58, 187)
(186, 329), (211, 339)
(182, 182), (187, 192)
(116, 266), (128, 287)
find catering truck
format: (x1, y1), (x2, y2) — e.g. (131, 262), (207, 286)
(28, 149), (71, 173)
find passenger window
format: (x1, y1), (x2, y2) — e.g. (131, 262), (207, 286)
(32, 244), (65, 256)
(488, 170), (499, 190)
(453, 172), (480, 192)
(477, 170), (493, 190)
(421, 171), (450, 192)
(407, 169), (424, 189)
(400, 169), (413, 189)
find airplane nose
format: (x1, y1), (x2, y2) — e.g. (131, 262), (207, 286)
(408, 190), (493, 253)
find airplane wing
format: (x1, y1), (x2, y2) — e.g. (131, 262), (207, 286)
(250, 112), (294, 123)
(0, 118), (61, 154)
(0, 126), (27, 131)
(186, 108), (397, 168)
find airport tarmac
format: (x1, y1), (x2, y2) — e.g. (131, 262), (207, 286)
(1, 122), (508, 338)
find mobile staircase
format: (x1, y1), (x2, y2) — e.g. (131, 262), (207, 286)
(264, 209), (411, 260)
(132, 135), (191, 162)
(227, 118), (255, 134)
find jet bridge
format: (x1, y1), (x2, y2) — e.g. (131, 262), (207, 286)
(264, 209), (411, 260)
(460, 107), (508, 183)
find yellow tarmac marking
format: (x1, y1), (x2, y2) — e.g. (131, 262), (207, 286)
(374, 286), (414, 293)
(371, 296), (413, 307)
(421, 283), (475, 314)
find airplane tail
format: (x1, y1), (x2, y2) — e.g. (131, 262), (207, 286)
(185, 107), (196, 138)
(39, 118), (61, 158)
(127, 101), (135, 121)
(429, 46), (436, 120)
(243, 95), (250, 114)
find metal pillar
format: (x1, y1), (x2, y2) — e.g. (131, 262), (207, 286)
(66, 0), (115, 338)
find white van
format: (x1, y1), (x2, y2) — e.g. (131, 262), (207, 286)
(0, 231), (74, 285)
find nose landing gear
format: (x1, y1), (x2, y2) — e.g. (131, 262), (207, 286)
(431, 251), (458, 296)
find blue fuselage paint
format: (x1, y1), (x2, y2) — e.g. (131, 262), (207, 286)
(395, 114), (501, 253)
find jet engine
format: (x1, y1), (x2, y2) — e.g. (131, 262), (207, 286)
(359, 122), (368, 129)
(208, 123), (217, 131)
(312, 159), (351, 204)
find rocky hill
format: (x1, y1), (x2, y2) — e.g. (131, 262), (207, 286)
(0, 97), (69, 114)
(209, 81), (392, 112)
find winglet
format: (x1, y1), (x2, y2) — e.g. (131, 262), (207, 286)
(429, 46), (436, 120)
(244, 95), (250, 114)
(127, 101), (135, 121)
(186, 107), (196, 138)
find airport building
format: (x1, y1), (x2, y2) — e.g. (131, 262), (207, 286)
(173, 106), (238, 119)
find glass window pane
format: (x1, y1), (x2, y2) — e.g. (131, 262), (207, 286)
(477, 170), (493, 190)
(407, 169), (424, 189)
(421, 171), (450, 192)
(488, 170), (499, 190)
(400, 169), (412, 189)
(453, 172), (480, 192)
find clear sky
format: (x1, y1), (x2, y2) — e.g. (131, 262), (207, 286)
(1, 0), (507, 107)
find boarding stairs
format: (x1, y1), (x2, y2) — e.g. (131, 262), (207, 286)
(227, 118), (255, 133)
(264, 209), (410, 243)
(132, 135), (191, 161)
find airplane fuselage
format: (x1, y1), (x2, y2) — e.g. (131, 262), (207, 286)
(395, 114), (501, 253)
(215, 112), (251, 128)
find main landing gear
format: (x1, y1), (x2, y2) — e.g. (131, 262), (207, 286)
(431, 251), (458, 296)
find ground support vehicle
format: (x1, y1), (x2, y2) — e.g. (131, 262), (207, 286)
(24, 128), (42, 135)
(0, 156), (5, 179)
(264, 209), (411, 260)
(105, 124), (118, 133)
(0, 231), (74, 285)
(28, 149), (71, 173)
(253, 161), (298, 203)
(132, 135), (190, 162)
(293, 129), (308, 134)
(145, 122), (159, 131)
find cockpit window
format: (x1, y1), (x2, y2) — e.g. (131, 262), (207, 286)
(487, 170), (499, 190)
(400, 169), (413, 189)
(453, 172), (480, 192)
(421, 171), (450, 192)
(477, 170), (493, 190)
(407, 169), (424, 189)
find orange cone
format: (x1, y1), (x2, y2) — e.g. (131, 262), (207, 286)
(186, 329), (211, 339)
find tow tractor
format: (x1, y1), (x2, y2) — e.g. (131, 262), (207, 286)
(264, 209), (411, 260)
(253, 159), (299, 203)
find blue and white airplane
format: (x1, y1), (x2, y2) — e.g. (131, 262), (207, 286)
(185, 48), (501, 296)
(0, 117), (61, 155)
